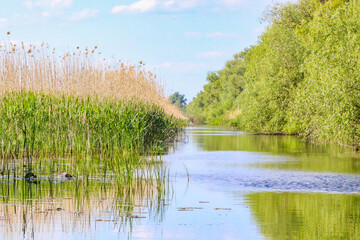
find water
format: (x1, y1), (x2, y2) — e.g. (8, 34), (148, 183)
(2, 126), (360, 239)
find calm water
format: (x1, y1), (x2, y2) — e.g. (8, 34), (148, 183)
(2, 126), (360, 239)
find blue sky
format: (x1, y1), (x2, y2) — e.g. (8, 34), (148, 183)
(0, 0), (291, 100)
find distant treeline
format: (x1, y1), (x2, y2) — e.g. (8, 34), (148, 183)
(187, 0), (360, 149)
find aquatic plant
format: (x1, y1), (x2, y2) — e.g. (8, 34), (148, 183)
(0, 91), (183, 160)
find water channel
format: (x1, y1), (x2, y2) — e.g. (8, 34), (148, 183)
(2, 126), (360, 239)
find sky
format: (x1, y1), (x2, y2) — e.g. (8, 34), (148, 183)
(0, 0), (292, 101)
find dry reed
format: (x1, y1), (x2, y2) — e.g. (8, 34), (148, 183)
(0, 39), (185, 119)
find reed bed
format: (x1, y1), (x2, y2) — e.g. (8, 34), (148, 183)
(0, 40), (184, 119)
(0, 38), (186, 160)
(0, 92), (183, 160)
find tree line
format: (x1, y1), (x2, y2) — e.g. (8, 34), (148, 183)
(187, 0), (360, 149)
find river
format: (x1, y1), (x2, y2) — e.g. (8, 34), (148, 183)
(141, 126), (360, 240)
(2, 126), (360, 239)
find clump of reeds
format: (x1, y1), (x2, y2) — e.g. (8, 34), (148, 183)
(0, 92), (183, 160)
(0, 35), (186, 160)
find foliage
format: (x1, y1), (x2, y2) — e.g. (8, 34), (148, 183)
(169, 92), (187, 111)
(188, 0), (360, 149)
(0, 39), (186, 159)
(187, 51), (247, 124)
(287, 0), (360, 148)
(0, 38), (185, 120)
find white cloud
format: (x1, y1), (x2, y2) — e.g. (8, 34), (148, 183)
(196, 51), (227, 58)
(112, 0), (158, 13)
(41, 11), (50, 17)
(218, 0), (245, 6)
(155, 61), (207, 73)
(110, 0), (294, 14)
(0, 18), (7, 23)
(69, 9), (99, 21)
(24, 0), (74, 9)
(207, 32), (241, 38)
(185, 32), (241, 38)
(111, 0), (202, 13)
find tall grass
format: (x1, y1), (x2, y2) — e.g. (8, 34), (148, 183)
(0, 92), (183, 160)
(0, 37), (186, 160)
(0, 39), (184, 119)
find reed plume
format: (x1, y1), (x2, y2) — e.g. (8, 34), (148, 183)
(0, 40), (185, 119)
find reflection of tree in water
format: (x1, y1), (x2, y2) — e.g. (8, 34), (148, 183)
(194, 131), (304, 153)
(190, 129), (360, 174)
(245, 192), (360, 240)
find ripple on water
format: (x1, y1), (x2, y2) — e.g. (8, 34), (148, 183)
(189, 171), (360, 194)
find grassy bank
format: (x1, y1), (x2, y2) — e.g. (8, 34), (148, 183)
(187, 0), (360, 149)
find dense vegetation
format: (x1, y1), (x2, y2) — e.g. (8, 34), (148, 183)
(0, 92), (183, 160)
(0, 38), (185, 161)
(187, 0), (360, 149)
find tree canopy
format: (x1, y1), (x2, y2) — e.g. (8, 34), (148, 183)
(169, 92), (187, 111)
(187, 0), (360, 149)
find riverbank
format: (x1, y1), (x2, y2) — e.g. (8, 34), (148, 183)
(187, 0), (360, 150)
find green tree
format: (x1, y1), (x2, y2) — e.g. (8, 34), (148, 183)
(188, 0), (360, 149)
(287, 0), (360, 147)
(187, 51), (247, 124)
(169, 92), (187, 111)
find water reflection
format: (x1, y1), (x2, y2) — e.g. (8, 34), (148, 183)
(2, 126), (360, 239)
(183, 126), (360, 239)
(244, 192), (360, 240)
(0, 159), (170, 240)
(189, 126), (360, 174)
